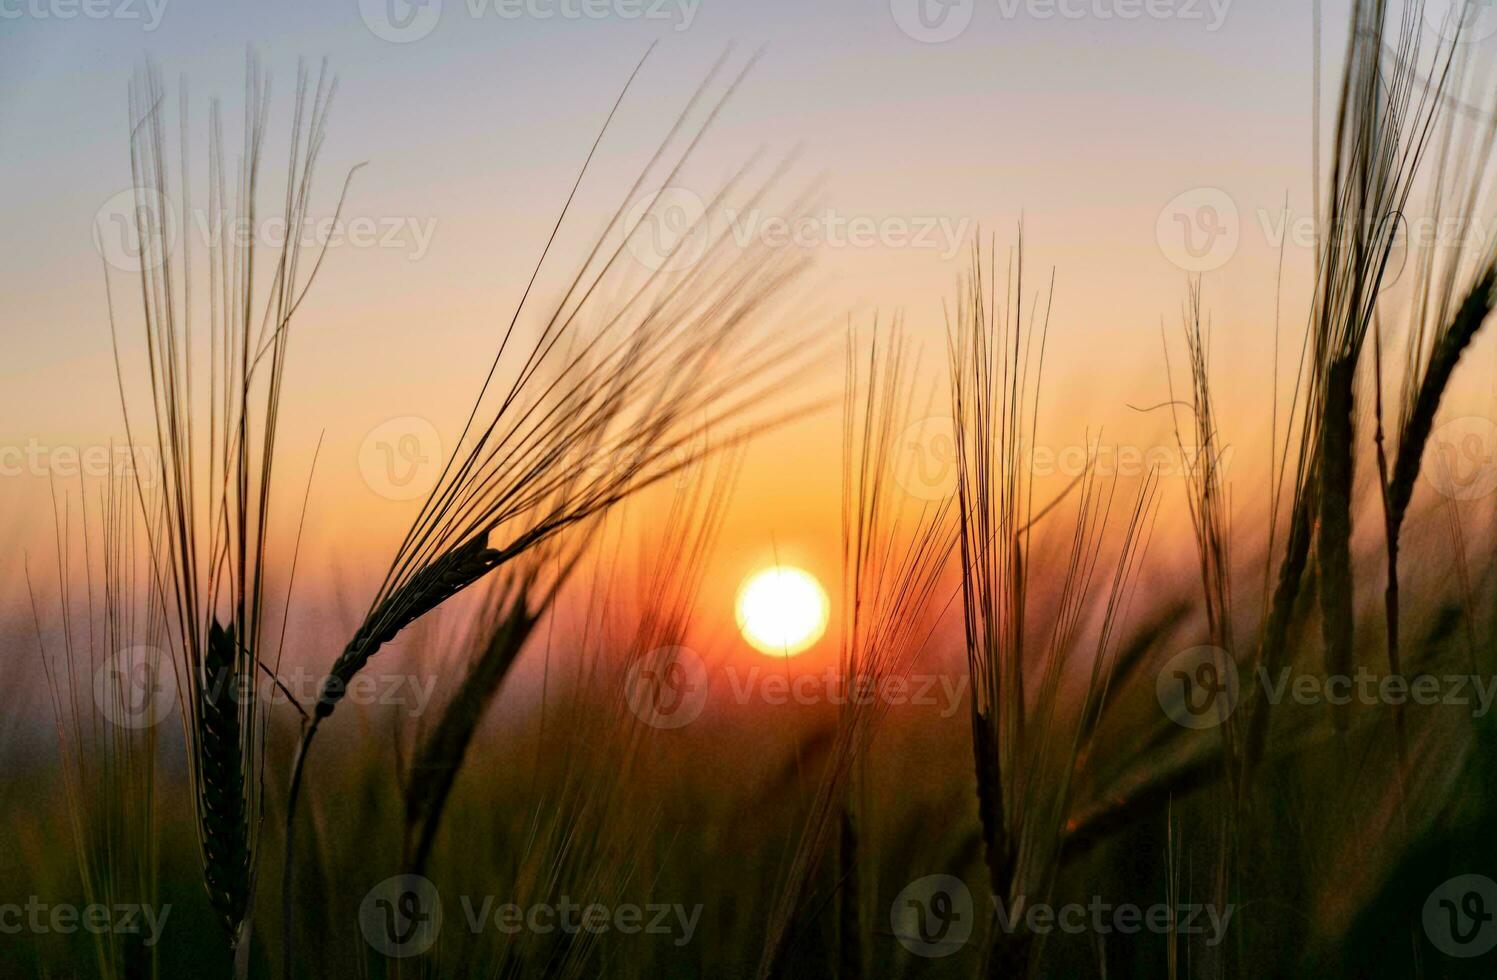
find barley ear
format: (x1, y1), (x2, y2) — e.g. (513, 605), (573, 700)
(1389, 265), (1497, 525)
(316, 535), (503, 717)
(200, 619), (250, 940)
(1318, 356), (1357, 733)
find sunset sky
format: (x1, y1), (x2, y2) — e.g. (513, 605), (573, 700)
(5, 0), (1493, 668)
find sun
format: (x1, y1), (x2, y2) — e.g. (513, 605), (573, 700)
(736, 566), (830, 656)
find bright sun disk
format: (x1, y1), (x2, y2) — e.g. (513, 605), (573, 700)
(736, 566), (829, 656)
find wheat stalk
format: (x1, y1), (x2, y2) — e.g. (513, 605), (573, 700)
(950, 236), (1160, 977)
(103, 56), (346, 971)
(279, 49), (821, 975)
(758, 320), (957, 977)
